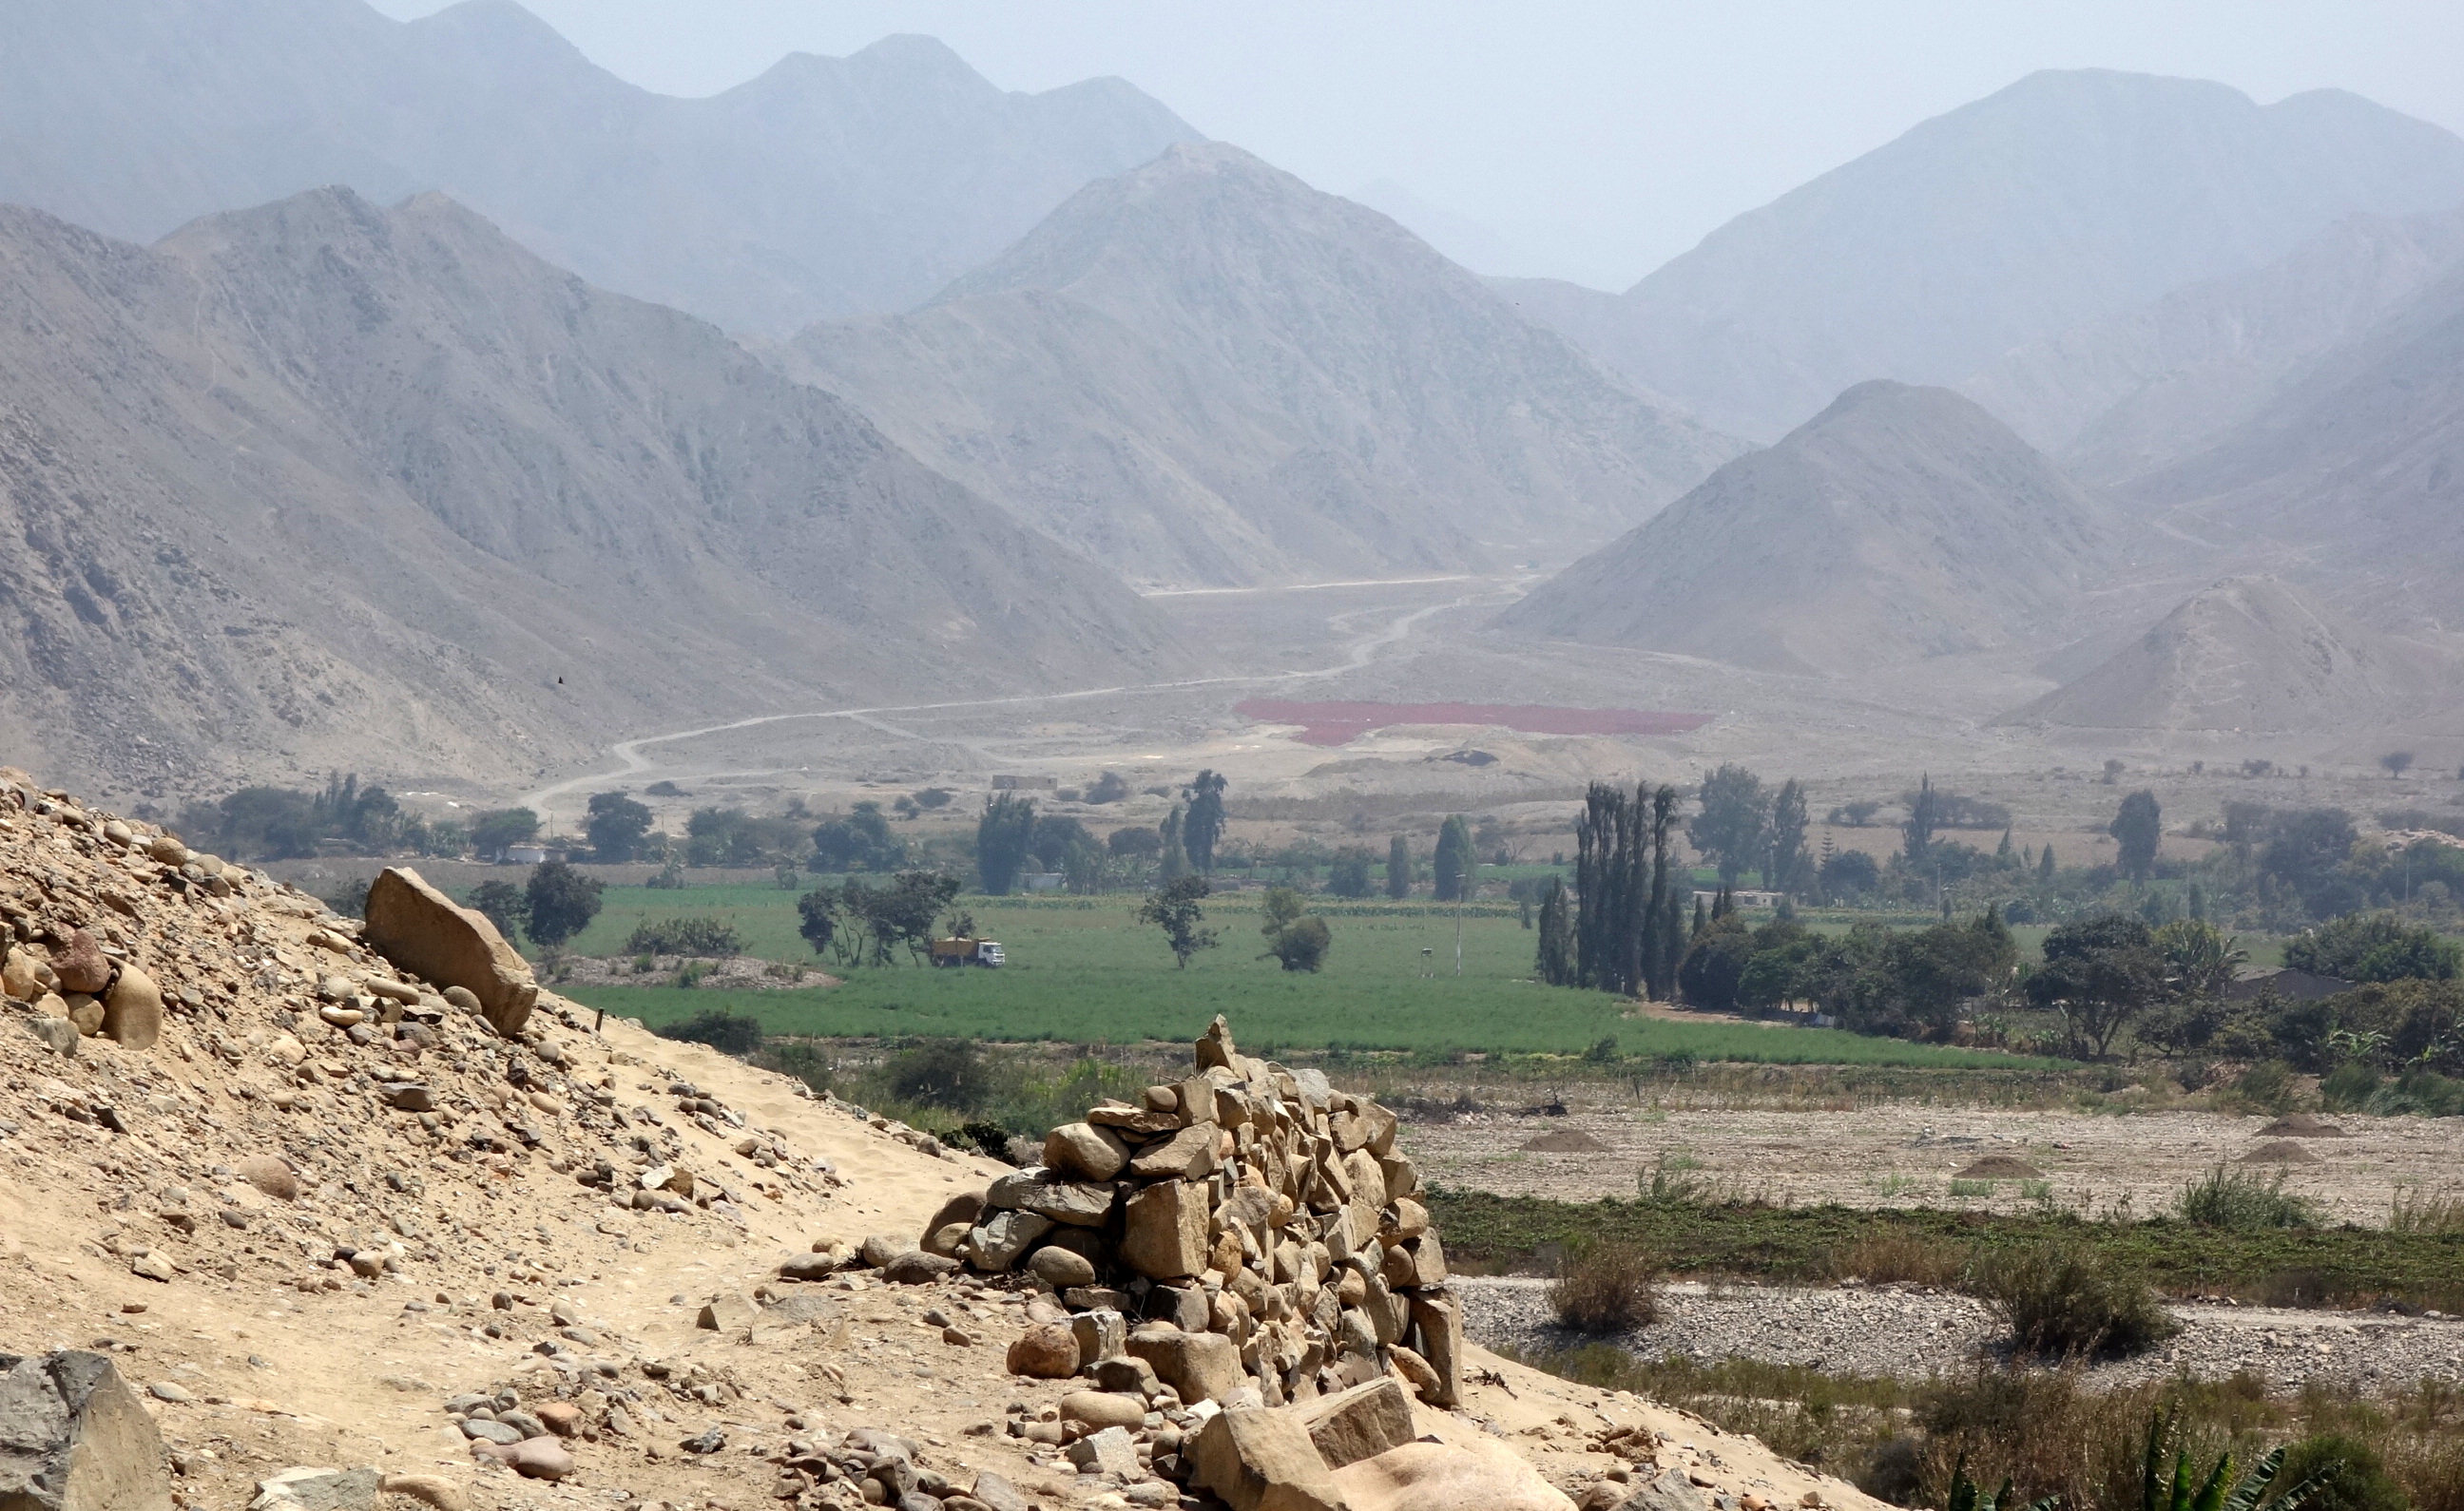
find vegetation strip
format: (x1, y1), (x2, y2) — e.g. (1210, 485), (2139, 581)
(1427, 1191), (2464, 1310)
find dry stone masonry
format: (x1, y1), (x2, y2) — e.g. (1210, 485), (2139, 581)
(951, 1016), (1460, 1414)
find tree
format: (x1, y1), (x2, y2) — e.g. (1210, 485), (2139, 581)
(2382, 751), (2416, 779)
(1535, 879), (1576, 986)
(1901, 775), (1939, 864)
(2028, 914), (2166, 1058)
(2154, 918), (2244, 998)
(1386, 835), (1414, 899)
(2038, 844), (2057, 883)
(468, 880), (527, 944)
(1687, 764), (1770, 888)
(1327, 848), (1374, 898)
(2282, 912), (2461, 983)
(1433, 815), (1474, 902)
(1819, 849), (1879, 898)
(796, 888), (839, 958)
(1261, 916), (1330, 972)
(1766, 778), (1809, 894)
(1085, 771), (1129, 805)
(584, 792), (653, 863)
(1183, 771), (1228, 873)
(2261, 809), (2360, 915)
(1138, 876), (1218, 968)
(470, 807), (541, 859)
(2110, 790), (2162, 884)
(1260, 886), (1307, 938)
(1108, 826), (1163, 859)
(813, 801), (906, 872)
(1573, 782), (1682, 999)
(976, 794), (1037, 895)
(523, 860), (603, 947)
(1158, 806), (1191, 883)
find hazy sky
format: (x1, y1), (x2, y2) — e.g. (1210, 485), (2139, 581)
(369, 0), (2464, 291)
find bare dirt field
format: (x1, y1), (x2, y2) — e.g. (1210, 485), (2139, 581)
(1400, 1103), (2464, 1226)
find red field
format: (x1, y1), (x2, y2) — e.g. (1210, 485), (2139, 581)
(1233, 698), (1714, 746)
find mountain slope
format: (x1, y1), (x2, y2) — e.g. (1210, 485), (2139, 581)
(787, 143), (1743, 587)
(2120, 258), (2464, 634)
(1511, 70), (2464, 440)
(0, 0), (1199, 333)
(1997, 577), (2434, 732)
(1492, 382), (2130, 674)
(0, 188), (1179, 801)
(1963, 207), (2464, 476)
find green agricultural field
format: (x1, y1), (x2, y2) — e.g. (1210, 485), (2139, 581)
(551, 885), (2061, 1065)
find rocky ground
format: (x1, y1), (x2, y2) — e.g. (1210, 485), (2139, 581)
(0, 768), (1879, 1511)
(1401, 1103), (2463, 1227)
(1457, 1277), (2464, 1390)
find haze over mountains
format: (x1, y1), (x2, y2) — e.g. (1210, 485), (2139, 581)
(0, 0), (1198, 334)
(1493, 382), (2143, 676)
(1500, 70), (2464, 443)
(788, 143), (1741, 587)
(0, 188), (1178, 796)
(4, 2), (2464, 790)
(2001, 577), (2433, 735)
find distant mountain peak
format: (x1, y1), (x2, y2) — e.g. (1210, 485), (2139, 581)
(1494, 379), (2127, 673)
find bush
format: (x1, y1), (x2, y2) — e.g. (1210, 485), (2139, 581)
(1965, 1245), (2177, 1357)
(654, 1008), (763, 1056)
(1547, 1242), (1660, 1335)
(2175, 1166), (2320, 1230)
(2278, 1432), (2408, 1511)
(886, 1039), (991, 1113)
(1264, 915), (1332, 972)
(625, 916), (744, 957)
(1828, 1233), (1974, 1288)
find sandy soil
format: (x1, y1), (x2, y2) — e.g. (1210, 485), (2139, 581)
(1400, 1104), (2463, 1225)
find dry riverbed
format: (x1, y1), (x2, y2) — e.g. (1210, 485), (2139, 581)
(1458, 1277), (2464, 1389)
(1404, 1104), (2464, 1226)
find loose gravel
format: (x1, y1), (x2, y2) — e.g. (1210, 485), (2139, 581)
(1459, 1276), (2464, 1390)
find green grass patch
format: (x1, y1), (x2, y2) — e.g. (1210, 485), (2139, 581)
(551, 887), (2062, 1064)
(1427, 1190), (2464, 1311)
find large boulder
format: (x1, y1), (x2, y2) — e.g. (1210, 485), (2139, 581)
(1043, 1123), (1131, 1181)
(101, 965), (163, 1050)
(1189, 1407), (1346, 1511)
(0, 1349), (174, 1510)
(1126, 1326), (1243, 1406)
(1300, 1379), (1415, 1471)
(1331, 1441), (1575, 1511)
(361, 869), (537, 1036)
(1121, 1180), (1209, 1279)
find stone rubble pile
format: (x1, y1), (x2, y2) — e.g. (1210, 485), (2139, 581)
(953, 1015), (1460, 1416)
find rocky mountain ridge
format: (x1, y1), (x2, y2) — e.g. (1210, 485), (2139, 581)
(0, 0), (1200, 334)
(1493, 382), (2146, 675)
(789, 143), (1743, 587)
(0, 187), (1181, 803)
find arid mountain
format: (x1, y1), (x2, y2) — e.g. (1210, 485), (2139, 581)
(0, 189), (1180, 803)
(1964, 208), (2464, 478)
(1492, 382), (2134, 674)
(786, 143), (1742, 587)
(1501, 70), (2464, 441)
(0, 0), (1198, 334)
(1998, 577), (2436, 733)
(2123, 258), (2464, 635)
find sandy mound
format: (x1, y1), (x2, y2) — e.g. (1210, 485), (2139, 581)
(2243, 1139), (2323, 1163)
(1520, 1129), (1610, 1153)
(1952, 1156), (2043, 1179)
(2259, 1115), (2347, 1138)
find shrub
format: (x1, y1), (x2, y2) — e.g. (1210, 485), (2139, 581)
(2175, 1166), (2320, 1230)
(1965, 1245), (2178, 1357)
(2320, 1062), (2381, 1111)
(886, 1039), (991, 1113)
(1828, 1233), (1974, 1288)
(1547, 1242), (1660, 1335)
(1264, 915), (1332, 972)
(625, 916), (744, 957)
(2278, 1432), (2408, 1511)
(654, 1008), (763, 1056)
